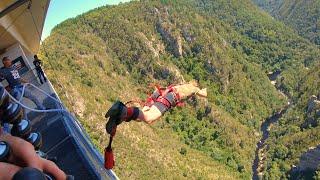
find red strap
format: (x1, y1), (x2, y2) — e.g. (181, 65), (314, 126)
(156, 97), (171, 108)
(164, 85), (182, 106)
(176, 101), (184, 107)
(144, 85), (164, 107)
(110, 126), (117, 137)
(167, 85), (181, 102)
(144, 84), (183, 107)
(155, 84), (164, 96)
(104, 146), (114, 169)
(105, 126), (116, 169)
(126, 107), (134, 121)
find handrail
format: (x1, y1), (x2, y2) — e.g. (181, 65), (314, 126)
(4, 83), (119, 179)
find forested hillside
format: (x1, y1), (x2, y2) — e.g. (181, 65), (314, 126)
(253, 0), (320, 46)
(40, 0), (320, 179)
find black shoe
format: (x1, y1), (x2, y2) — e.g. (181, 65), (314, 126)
(106, 117), (118, 135)
(105, 101), (126, 119)
(105, 101), (126, 134)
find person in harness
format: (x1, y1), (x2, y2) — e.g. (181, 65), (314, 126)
(104, 81), (207, 169)
(105, 81), (207, 134)
(33, 55), (47, 84)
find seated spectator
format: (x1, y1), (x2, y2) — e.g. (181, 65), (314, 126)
(0, 57), (45, 114)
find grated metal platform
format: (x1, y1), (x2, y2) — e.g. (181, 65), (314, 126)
(21, 71), (117, 180)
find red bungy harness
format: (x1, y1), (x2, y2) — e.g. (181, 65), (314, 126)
(104, 126), (116, 169)
(145, 84), (184, 108)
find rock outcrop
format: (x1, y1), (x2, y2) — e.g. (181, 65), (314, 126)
(307, 95), (320, 114)
(182, 26), (195, 43)
(301, 95), (320, 129)
(205, 59), (217, 74)
(137, 32), (165, 58)
(153, 61), (185, 83)
(291, 145), (320, 173)
(154, 7), (183, 58)
(156, 22), (183, 57)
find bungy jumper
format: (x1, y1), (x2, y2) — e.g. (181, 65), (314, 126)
(104, 81), (207, 169)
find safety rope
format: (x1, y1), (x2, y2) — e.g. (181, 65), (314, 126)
(4, 83), (67, 113)
(18, 83), (61, 104)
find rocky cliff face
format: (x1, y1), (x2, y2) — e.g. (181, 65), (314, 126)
(307, 95), (320, 114)
(154, 7), (183, 58)
(136, 32), (165, 58)
(291, 145), (320, 177)
(302, 95), (320, 128)
(156, 21), (183, 58)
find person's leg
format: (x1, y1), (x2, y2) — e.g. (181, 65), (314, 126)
(138, 106), (162, 124)
(0, 162), (21, 179)
(10, 86), (28, 119)
(23, 88), (45, 110)
(105, 101), (140, 134)
(105, 102), (162, 133)
(10, 87), (22, 101)
(39, 69), (47, 82)
(36, 70), (43, 84)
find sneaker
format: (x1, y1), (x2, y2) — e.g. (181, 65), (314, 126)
(105, 101), (126, 134)
(105, 101), (127, 118)
(106, 117), (118, 135)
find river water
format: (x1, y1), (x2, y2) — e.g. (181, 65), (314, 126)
(252, 73), (291, 180)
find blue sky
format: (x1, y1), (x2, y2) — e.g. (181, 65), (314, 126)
(42, 0), (132, 39)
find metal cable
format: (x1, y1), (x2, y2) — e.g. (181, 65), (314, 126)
(4, 83), (67, 113)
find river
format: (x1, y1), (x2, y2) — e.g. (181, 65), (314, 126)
(252, 72), (292, 180)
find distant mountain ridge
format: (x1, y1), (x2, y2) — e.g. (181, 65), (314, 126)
(41, 0), (320, 179)
(253, 0), (320, 45)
